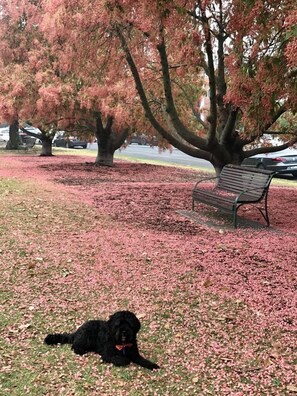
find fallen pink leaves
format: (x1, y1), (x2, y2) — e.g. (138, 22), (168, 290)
(1, 155), (296, 330)
(1, 154), (297, 395)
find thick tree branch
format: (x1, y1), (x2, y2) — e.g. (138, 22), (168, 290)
(220, 108), (239, 144)
(200, 9), (217, 145)
(95, 112), (104, 133)
(113, 127), (129, 150)
(105, 115), (114, 131)
(156, 34), (207, 148)
(21, 127), (43, 140)
(115, 25), (210, 158)
(243, 136), (297, 158)
(216, 14), (229, 129)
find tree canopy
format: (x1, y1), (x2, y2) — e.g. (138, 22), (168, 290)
(0, 0), (69, 154)
(41, 0), (297, 172)
(0, 0), (296, 170)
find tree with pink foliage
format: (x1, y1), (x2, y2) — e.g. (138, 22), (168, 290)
(1, 0), (296, 168)
(40, 3), (156, 166)
(0, 0), (61, 155)
(118, 0), (297, 174)
(43, 0), (297, 174)
(285, 9), (297, 69)
(0, 1), (142, 163)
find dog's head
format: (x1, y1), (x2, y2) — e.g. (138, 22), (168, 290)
(108, 311), (141, 344)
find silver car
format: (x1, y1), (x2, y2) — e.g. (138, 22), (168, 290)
(242, 148), (297, 177)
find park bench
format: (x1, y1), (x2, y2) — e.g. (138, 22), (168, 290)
(18, 139), (36, 153)
(192, 164), (275, 228)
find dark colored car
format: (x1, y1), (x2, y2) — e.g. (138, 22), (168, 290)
(53, 136), (88, 149)
(127, 133), (148, 145)
(242, 149), (297, 177)
(127, 133), (158, 146)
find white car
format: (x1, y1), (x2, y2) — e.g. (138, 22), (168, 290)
(0, 122), (41, 144)
(0, 123), (9, 142)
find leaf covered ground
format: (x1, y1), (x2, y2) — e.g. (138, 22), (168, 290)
(0, 152), (296, 395)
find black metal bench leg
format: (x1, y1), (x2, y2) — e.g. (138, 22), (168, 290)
(257, 195), (270, 227)
(233, 209), (238, 228)
(257, 207), (269, 227)
(264, 195), (270, 227)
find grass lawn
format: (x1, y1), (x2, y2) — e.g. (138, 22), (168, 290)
(0, 150), (296, 395)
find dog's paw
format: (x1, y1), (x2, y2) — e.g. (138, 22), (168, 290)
(147, 362), (160, 370)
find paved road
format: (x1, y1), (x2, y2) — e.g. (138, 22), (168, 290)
(88, 143), (214, 170)
(87, 143), (297, 181)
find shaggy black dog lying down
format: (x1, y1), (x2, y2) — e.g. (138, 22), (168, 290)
(44, 310), (159, 370)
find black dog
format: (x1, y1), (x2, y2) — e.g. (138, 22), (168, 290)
(44, 310), (159, 370)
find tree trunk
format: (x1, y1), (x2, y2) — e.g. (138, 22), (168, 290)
(40, 136), (54, 156)
(95, 144), (115, 166)
(6, 120), (21, 149)
(208, 142), (246, 176)
(94, 113), (129, 166)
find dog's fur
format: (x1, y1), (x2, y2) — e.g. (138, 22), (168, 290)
(44, 310), (159, 370)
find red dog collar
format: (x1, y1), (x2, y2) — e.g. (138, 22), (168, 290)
(115, 343), (133, 351)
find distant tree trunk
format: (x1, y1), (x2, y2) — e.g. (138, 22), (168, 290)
(96, 145), (115, 166)
(94, 113), (129, 166)
(40, 135), (53, 156)
(6, 120), (21, 149)
(21, 126), (54, 156)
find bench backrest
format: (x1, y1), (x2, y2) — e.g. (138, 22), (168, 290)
(217, 164), (274, 199)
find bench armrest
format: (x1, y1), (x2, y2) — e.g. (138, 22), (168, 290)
(193, 175), (219, 189)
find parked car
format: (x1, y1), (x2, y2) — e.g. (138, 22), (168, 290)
(242, 148), (297, 177)
(127, 133), (159, 146)
(0, 123), (9, 142)
(53, 136), (88, 149)
(127, 133), (148, 145)
(0, 123), (39, 144)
